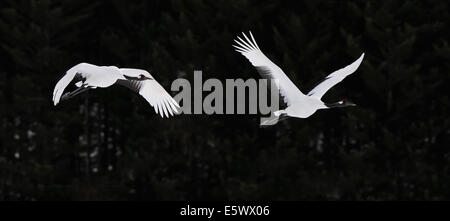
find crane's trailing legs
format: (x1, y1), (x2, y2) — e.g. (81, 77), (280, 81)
(260, 110), (289, 127)
(61, 84), (91, 101)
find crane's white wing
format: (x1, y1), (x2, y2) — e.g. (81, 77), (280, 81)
(53, 69), (80, 106)
(307, 53), (364, 99)
(233, 31), (304, 106)
(117, 79), (180, 118)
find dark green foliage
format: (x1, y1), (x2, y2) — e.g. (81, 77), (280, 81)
(0, 0), (448, 200)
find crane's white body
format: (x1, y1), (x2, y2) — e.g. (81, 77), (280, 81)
(75, 63), (124, 87)
(233, 31), (364, 125)
(53, 63), (179, 118)
(278, 97), (327, 118)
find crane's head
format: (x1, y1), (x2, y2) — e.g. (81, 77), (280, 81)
(121, 68), (153, 81)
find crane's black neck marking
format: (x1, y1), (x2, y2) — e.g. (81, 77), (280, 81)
(124, 76), (143, 81)
(124, 76), (152, 81)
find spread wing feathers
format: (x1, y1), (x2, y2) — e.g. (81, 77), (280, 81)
(53, 68), (84, 106)
(233, 31), (304, 106)
(117, 79), (180, 118)
(307, 53), (365, 99)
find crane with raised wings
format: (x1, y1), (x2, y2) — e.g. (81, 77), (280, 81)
(233, 31), (364, 126)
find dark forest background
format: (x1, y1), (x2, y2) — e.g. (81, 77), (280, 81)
(0, 0), (449, 200)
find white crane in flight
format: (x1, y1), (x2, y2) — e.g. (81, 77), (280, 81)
(52, 63), (179, 118)
(233, 31), (364, 126)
